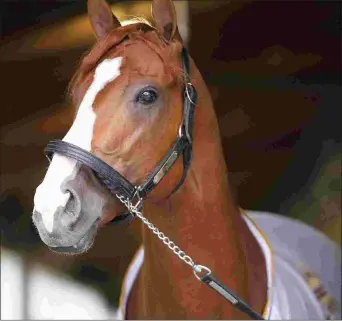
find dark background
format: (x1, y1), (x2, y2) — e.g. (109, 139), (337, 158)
(1, 0), (341, 311)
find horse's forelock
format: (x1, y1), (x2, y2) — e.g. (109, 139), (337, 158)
(68, 23), (156, 106)
(68, 21), (183, 108)
(68, 23), (151, 104)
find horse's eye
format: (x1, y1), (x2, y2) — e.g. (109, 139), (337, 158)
(136, 88), (158, 105)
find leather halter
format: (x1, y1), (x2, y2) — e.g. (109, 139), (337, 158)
(45, 47), (197, 225)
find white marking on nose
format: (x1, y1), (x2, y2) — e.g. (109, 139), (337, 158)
(34, 57), (123, 233)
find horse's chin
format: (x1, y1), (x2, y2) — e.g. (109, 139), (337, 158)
(48, 223), (97, 255)
(32, 208), (100, 255)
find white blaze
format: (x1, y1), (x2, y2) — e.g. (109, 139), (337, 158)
(34, 57), (123, 233)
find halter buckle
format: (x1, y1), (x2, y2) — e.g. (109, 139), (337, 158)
(193, 264), (211, 281)
(185, 82), (196, 105)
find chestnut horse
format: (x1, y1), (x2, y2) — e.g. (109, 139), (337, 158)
(32, 0), (341, 319)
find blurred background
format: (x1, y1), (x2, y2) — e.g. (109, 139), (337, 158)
(1, 0), (341, 319)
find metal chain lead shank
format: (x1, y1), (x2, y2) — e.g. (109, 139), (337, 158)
(115, 193), (199, 270)
(115, 193), (265, 320)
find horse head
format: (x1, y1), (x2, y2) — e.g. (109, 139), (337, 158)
(32, 0), (201, 254)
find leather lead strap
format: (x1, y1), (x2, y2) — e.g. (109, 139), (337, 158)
(200, 273), (264, 320)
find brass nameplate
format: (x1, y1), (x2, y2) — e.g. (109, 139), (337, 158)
(153, 151), (178, 184)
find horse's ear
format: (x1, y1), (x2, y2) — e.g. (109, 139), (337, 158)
(152, 0), (182, 42)
(87, 0), (121, 39)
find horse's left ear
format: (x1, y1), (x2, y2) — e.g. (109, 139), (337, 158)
(152, 0), (182, 42)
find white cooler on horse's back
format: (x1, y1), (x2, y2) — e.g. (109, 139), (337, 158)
(245, 211), (341, 320)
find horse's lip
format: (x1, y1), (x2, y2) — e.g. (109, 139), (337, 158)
(49, 245), (80, 253)
(48, 227), (95, 254)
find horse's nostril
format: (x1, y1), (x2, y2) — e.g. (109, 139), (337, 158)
(60, 190), (81, 229)
(65, 191), (77, 216)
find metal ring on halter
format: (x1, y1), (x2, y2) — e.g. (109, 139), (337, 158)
(45, 154), (52, 164)
(178, 122), (184, 138)
(131, 186), (142, 209)
(185, 82), (196, 105)
(193, 264), (212, 281)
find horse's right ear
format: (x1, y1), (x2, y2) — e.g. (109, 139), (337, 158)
(87, 0), (121, 39)
(152, 0), (181, 42)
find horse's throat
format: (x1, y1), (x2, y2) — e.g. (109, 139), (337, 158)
(136, 166), (267, 318)
(131, 96), (267, 317)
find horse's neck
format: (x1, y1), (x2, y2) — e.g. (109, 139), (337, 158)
(137, 70), (267, 319)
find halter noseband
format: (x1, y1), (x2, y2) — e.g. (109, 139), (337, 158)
(45, 47), (197, 225)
